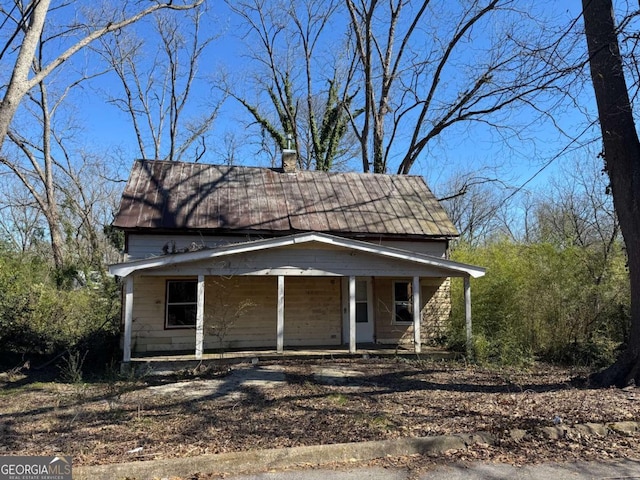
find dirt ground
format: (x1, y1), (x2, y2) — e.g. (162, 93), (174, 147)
(1, 358), (639, 469)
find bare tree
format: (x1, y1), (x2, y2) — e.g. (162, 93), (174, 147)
(95, 6), (223, 162)
(345, 0), (579, 174)
(0, 181), (45, 253)
(0, 1), (205, 274)
(3, 64), (119, 276)
(0, 0), (204, 152)
(532, 156), (619, 257)
(581, 0), (640, 386)
(439, 172), (509, 246)
(225, 0), (358, 171)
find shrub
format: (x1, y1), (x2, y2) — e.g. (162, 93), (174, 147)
(449, 239), (630, 366)
(0, 248), (120, 373)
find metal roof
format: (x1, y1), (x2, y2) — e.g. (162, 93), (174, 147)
(112, 160), (459, 238)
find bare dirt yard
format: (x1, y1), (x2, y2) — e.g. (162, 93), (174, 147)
(1, 357), (639, 472)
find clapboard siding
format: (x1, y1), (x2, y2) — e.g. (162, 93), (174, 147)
(139, 245), (456, 278)
(373, 277), (449, 345)
(203, 276), (277, 350)
(129, 275), (341, 353)
(379, 240), (446, 257)
(125, 233), (448, 261)
(126, 234), (256, 260)
(282, 277), (341, 346)
(130, 276), (196, 353)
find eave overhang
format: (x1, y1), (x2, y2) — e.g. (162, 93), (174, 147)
(108, 232), (485, 279)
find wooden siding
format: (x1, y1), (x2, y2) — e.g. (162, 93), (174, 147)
(130, 276), (195, 352)
(373, 277), (450, 345)
(137, 244), (457, 278)
(126, 234), (258, 260)
(282, 277), (341, 346)
(203, 276), (277, 350)
(124, 233), (448, 261)
(129, 275), (341, 353)
(114, 160), (458, 238)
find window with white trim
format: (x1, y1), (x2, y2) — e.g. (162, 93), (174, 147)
(356, 280), (368, 323)
(393, 280), (413, 323)
(166, 280), (197, 328)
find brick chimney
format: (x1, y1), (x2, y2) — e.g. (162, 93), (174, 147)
(282, 149), (297, 173)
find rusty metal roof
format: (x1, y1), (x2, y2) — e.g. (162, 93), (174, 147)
(112, 160), (458, 238)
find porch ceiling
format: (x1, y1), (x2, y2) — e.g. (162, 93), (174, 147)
(108, 232), (485, 279)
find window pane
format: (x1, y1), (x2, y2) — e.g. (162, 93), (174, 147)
(394, 281), (412, 323)
(356, 280), (367, 301)
(167, 304), (197, 326)
(394, 281), (409, 301)
(395, 304), (413, 323)
(356, 303), (368, 323)
(168, 281), (197, 303)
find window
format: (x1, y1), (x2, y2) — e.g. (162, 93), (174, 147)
(166, 280), (197, 328)
(394, 280), (413, 323)
(356, 280), (368, 323)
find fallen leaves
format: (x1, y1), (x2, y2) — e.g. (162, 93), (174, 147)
(1, 359), (639, 467)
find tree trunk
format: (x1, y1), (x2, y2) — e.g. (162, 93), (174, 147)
(582, 0), (640, 387)
(0, 0), (51, 151)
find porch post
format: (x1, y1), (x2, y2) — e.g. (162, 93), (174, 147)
(413, 276), (421, 354)
(123, 275), (134, 363)
(464, 276), (472, 355)
(195, 274), (205, 360)
(349, 276), (356, 353)
(277, 275), (284, 353)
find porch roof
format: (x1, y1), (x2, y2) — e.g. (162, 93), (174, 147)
(108, 232), (485, 279)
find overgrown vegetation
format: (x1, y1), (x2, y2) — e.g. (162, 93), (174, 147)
(0, 243), (120, 378)
(448, 239), (629, 367)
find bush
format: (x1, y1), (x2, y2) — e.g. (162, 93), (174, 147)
(0, 248), (120, 373)
(448, 239), (630, 366)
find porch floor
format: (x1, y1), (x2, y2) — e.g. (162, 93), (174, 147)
(129, 344), (457, 365)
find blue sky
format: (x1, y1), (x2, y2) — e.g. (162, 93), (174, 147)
(37, 1), (602, 201)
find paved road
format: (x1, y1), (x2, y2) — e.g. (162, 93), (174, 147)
(227, 459), (640, 479)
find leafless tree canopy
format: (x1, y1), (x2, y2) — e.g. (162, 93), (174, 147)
(0, 0), (203, 272)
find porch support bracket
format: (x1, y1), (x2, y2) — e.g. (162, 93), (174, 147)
(413, 276), (421, 354)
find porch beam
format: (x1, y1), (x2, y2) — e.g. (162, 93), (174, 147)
(464, 276), (472, 355)
(349, 276), (356, 353)
(195, 274), (205, 360)
(413, 276), (421, 354)
(277, 275), (284, 353)
(123, 275), (134, 363)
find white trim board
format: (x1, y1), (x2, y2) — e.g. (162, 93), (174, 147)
(109, 232), (486, 279)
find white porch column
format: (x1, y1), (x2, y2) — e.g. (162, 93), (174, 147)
(349, 276), (356, 353)
(413, 276), (421, 354)
(123, 275), (134, 363)
(195, 274), (205, 360)
(277, 276), (285, 353)
(464, 276), (472, 355)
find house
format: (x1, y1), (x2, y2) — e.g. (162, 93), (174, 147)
(108, 153), (485, 362)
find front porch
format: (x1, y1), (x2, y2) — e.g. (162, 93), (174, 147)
(110, 233), (486, 364)
(126, 344), (460, 374)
